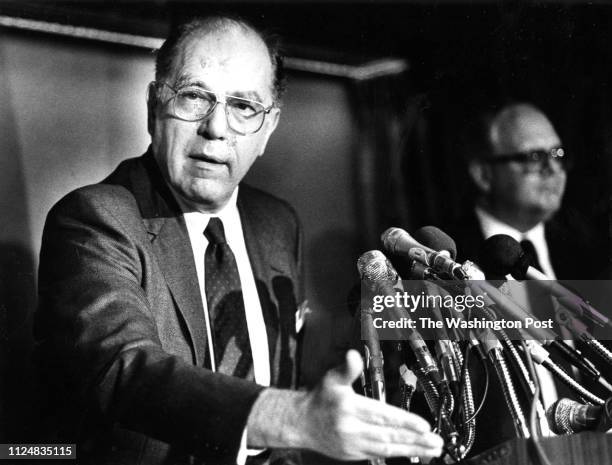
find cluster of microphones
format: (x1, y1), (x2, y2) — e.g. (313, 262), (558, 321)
(356, 226), (612, 463)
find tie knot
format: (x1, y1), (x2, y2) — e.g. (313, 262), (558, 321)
(520, 238), (535, 254)
(204, 217), (227, 244)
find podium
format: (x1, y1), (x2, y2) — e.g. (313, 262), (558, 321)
(464, 432), (612, 465)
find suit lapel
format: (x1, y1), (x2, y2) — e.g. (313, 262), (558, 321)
(238, 193), (281, 385)
(120, 153), (294, 381)
(131, 152), (208, 366)
(147, 216), (208, 366)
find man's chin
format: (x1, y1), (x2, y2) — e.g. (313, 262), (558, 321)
(533, 202), (561, 223)
(174, 183), (234, 213)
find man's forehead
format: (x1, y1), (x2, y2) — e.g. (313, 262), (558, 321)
(170, 27), (274, 95)
(490, 108), (561, 154)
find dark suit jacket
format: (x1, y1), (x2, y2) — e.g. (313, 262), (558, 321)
(444, 208), (607, 280)
(34, 150), (303, 465)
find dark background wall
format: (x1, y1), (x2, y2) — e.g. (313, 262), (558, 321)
(1, 0), (611, 445)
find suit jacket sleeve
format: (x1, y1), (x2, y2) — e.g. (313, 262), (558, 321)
(36, 185), (265, 462)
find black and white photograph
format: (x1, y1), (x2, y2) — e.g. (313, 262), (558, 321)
(1, 1), (612, 464)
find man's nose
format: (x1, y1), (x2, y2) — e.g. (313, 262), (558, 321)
(197, 103), (229, 139)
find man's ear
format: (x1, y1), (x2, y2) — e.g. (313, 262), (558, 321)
(255, 107), (281, 157)
(146, 82), (158, 136)
(468, 159), (492, 193)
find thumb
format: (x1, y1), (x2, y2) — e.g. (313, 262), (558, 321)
(324, 349), (363, 387)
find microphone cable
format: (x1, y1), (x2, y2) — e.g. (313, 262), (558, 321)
(461, 344), (489, 426)
(452, 340), (476, 457)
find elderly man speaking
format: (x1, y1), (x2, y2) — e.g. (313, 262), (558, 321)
(34, 15), (442, 465)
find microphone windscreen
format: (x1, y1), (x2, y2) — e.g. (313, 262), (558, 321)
(546, 398), (579, 435)
(413, 226), (457, 259)
(356, 250), (396, 281)
(482, 234), (530, 280)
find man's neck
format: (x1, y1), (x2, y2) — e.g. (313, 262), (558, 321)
(477, 202), (542, 233)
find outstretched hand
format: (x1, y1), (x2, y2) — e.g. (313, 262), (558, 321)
(247, 350), (444, 461)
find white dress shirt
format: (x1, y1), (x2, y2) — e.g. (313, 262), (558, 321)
(172, 187), (269, 463)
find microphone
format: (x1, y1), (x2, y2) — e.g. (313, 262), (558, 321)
(356, 250), (444, 388)
(356, 250), (389, 402)
(393, 227), (555, 340)
(413, 226), (457, 259)
(546, 397), (612, 434)
(483, 234), (612, 330)
(482, 234), (612, 391)
(412, 226), (486, 281)
(381, 227), (467, 280)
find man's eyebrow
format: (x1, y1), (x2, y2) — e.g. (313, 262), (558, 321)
(173, 75), (268, 102)
(174, 76), (209, 89)
(175, 80), (265, 102)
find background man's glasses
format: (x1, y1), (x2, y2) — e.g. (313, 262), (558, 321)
(152, 81), (274, 135)
(485, 147), (570, 173)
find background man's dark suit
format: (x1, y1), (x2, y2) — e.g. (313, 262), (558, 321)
(444, 209), (607, 280)
(35, 150), (302, 465)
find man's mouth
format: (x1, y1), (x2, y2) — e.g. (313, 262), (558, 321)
(189, 153), (226, 165)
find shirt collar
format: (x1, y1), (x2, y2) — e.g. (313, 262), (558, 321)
(474, 206), (545, 243)
(170, 186), (241, 236)
(474, 207), (555, 277)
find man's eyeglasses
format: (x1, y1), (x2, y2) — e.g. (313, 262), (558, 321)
(151, 81), (275, 135)
(485, 147), (570, 173)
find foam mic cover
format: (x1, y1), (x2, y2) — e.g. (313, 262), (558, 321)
(482, 234), (530, 280)
(413, 226), (457, 259)
(545, 398), (612, 434)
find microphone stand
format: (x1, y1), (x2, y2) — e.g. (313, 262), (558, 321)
(523, 340), (605, 406)
(478, 329), (531, 438)
(474, 305), (548, 434)
(555, 305), (612, 372)
(407, 263), (476, 459)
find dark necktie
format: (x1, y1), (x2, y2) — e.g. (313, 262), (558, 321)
(520, 240), (576, 398)
(204, 217), (253, 379)
(520, 238), (551, 322)
(520, 239), (543, 272)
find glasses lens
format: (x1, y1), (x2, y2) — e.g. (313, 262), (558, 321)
(524, 148), (567, 173)
(174, 87), (215, 121)
(226, 97), (266, 134)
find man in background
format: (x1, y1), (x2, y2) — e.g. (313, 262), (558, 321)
(449, 102), (604, 279)
(445, 102), (607, 455)
(34, 15), (442, 465)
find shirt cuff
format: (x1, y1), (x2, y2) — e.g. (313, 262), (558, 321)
(236, 426), (266, 465)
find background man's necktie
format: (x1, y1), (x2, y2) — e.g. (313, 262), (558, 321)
(519, 238), (551, 321)
(520, 239), (542, 272)
(204, 217), (254, 379)
(520, 238), (575, 399)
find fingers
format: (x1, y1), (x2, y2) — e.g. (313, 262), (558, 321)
(353, 395), (432, 433)
(324, 349), (363, 387)
(359, 438), (443, 460)
(325, 413), (443, 460)
(345, 393), (444, 459)
(357, 421), (444, 451)
(313, 350), (444, 461)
